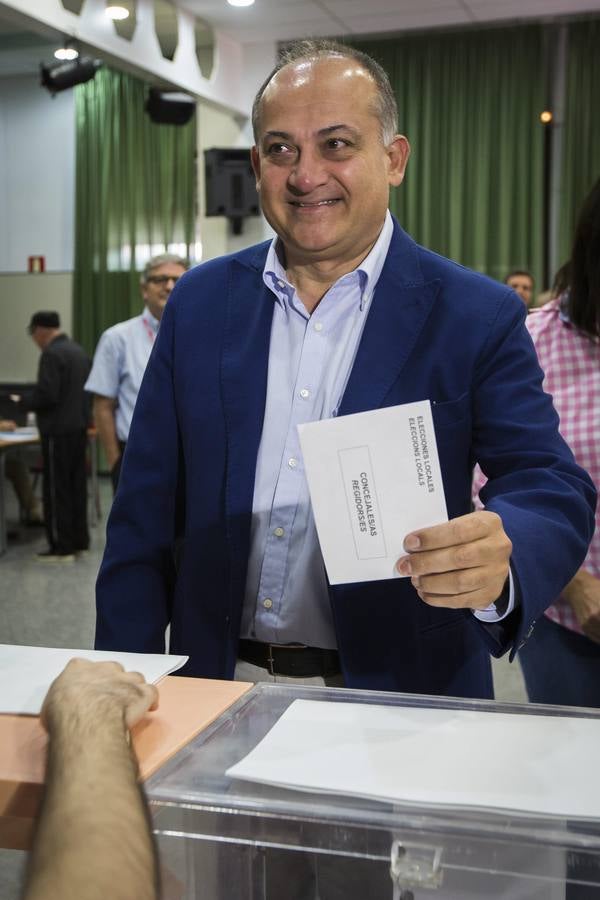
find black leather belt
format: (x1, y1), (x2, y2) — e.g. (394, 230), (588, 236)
(238, 639), (341, 678)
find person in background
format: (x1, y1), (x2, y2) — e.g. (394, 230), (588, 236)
(21, 658), (159, 900)
(95, 40), (595, 701)
(516, 178), (600, 708)
(85, 254), (188, 492)
(17, 312), (91, 562)
(0, 418), (43, 526)
(504, 269), (535, 308)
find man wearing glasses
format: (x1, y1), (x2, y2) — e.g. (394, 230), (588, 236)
(85, 254), (188, 491)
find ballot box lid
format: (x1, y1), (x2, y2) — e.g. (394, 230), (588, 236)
(146, 683), (600, 892)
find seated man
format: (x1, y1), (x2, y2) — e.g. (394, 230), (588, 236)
(0, 419), (43, 526)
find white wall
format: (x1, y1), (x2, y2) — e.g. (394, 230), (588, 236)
(0, 75), (75, 273)
(0, 273), (72, 380)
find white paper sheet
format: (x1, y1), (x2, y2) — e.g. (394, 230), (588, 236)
(226, 699), (600, 819)
(297, 401), (448, 584)
(0, 644), (188, 715)
(0, 427), (38, 441)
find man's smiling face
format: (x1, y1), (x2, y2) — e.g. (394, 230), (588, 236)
(251, 56), (409, 271)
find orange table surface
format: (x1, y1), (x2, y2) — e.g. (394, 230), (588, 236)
(0, 676), (252, 851)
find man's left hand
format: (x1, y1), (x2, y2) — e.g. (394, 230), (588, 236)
(396, 510), (512, 610)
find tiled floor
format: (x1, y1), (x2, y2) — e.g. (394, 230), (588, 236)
(0, 475), (528, 898)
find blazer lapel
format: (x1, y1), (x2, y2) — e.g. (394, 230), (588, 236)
(340, 222), (440, 416)
(221, 249), (273, 555)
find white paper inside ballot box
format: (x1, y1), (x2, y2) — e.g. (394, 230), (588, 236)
(298, 401), (448, 584)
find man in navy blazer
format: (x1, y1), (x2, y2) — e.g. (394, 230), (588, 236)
(95, 40), (595, 699)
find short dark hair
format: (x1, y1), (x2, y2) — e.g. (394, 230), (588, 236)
(251, 39), (398, 146)
(503, 270), (534, 285)
(562, 178), (600, 339)
(27, 311), (60, 333)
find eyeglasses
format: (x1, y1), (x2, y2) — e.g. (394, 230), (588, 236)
(146, 275), (180, 286)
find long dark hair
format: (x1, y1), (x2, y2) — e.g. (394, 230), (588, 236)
(558, 178), (600, 339)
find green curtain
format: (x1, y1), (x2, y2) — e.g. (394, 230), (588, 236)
(558, 17), (600, 270)
(352, 27), (545, 286)
(73, 69), (196, 354)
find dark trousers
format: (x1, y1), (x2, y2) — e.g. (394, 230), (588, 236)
(41, 431), (89, 554)
(518, 613), (600, 709)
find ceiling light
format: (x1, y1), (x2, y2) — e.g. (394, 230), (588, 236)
(106, 5), (130, 19)
(54, 47), (79, 61)
(227, 0), (255, 6)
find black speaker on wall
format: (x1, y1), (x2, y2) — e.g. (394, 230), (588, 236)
(204, 148), (260, 234)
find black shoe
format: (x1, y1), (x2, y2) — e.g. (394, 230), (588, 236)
(36, 550), (76, 563)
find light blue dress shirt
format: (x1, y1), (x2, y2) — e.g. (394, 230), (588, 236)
(241, 212), (512, 648)
(85, 308), (159, 442)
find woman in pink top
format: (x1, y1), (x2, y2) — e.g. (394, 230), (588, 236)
(517, 178), (600, 707)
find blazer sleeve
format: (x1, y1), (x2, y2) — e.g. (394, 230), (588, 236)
(95, 297), (181, 653)
(470, 291), (596, 658)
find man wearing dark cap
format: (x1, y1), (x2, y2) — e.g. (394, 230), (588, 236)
(21, 312), (91, 561)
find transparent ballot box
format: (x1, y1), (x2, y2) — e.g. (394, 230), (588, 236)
(146, 683), (600, 899)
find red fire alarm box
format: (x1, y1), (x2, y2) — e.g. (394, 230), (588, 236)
(28, 256), (45, 273)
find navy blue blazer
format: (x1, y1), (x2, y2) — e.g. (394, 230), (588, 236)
(95, 220), (596, 699)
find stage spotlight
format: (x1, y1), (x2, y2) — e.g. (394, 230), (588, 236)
(40, 57), (103, 95)
(145, 88), (196, 125)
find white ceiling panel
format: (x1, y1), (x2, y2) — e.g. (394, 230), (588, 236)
(341, 9), (475, 34)
(323, 0), (465, 15)
(181, 0), (600, 42)
(468, 1), (599, 22)
(468, 0), (599, 7)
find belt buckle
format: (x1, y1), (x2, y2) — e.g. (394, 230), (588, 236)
(267, 644), (276, 676)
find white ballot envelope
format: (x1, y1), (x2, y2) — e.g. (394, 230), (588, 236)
(226, 699), (600, 819)
(0, 645), (189, 715)
(297, 400), (448, 584)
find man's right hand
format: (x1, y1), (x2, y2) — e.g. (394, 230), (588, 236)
(562, 568), (600, 644)
(41, 658), (159, 733)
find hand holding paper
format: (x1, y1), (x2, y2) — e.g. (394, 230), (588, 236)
(41, 658), (159, 733)
(397, 510), (512, 610)
(298, 400), (449, 585)
(298, 400), (512, 609)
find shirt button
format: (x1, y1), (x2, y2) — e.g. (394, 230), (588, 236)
(277, 280), (285, 289)
(299, 388), (310, 399)
(273, 527), (285, 537)
(288, 457), (297, 468)
(314, 322), (323, 332)
(263, 598), (273, 610)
